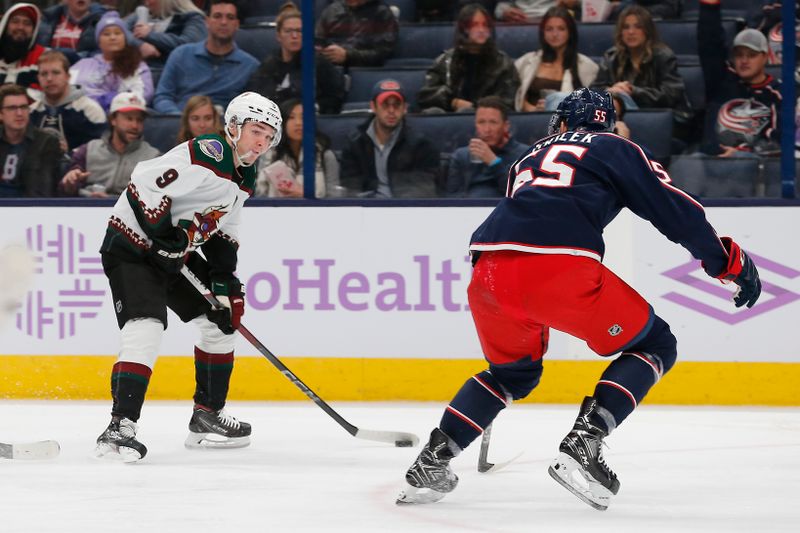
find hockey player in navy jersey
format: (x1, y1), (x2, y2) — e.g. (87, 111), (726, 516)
(94, 92), (282, 462)
(396, 89), (761, 509)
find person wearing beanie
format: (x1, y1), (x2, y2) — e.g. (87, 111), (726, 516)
(0, 3), (47, 89)
(37, 0), (109, 64)
(69, 10), (153, 112)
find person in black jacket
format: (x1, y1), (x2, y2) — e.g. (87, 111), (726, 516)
(340, 79), (441, 198)
(590, 4), (688, 113)
(417, 3), (519, 113)
(0, 84), (63, 197)
(697, 0), (781, 157)
(315, 0), (398, 68)
(246, 3), (345, 115)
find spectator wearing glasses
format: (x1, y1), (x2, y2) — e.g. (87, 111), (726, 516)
(153, 0), (257, 114)
(246, 3), (344, 115)
(0, 83), (63, 197)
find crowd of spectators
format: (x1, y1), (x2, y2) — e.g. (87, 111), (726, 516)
(0, 0), (797, 199)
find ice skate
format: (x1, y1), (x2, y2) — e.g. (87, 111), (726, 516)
(548, 396), (620, 511)
(94, 417), (147, 463)
(185, 405), (251, 449)
(396, 428), (459, 505)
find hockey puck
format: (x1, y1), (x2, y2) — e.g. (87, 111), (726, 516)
(395, 440), (414, 447)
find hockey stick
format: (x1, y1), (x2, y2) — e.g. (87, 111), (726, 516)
(0, 440), (60, 460)
(477, 423), (523, 473)
(180, 266), (420, 448)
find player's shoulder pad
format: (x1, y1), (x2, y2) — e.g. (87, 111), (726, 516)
(187, 134), (235, 180)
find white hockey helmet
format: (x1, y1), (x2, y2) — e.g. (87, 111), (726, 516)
(224, 92), (282, 151)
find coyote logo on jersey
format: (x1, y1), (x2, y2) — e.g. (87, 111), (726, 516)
(179, 205), (229, 245)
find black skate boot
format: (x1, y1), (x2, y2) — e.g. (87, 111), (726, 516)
(185, 405), (251, 449)
(549, 396), (620, 510)
(396, 428), (459, 505)
(94, 416), (147, 462)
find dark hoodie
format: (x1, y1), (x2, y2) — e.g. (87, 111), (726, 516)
(37, 2), (108, 63)
(0, 3), (46, 89)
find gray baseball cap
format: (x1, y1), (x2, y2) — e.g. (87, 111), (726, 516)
(732, 29), (768, 53)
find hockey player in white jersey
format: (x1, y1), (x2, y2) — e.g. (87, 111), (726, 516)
(94, 92), (282, 462)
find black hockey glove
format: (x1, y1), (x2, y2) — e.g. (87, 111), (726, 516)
(717, 237), (761, 309)
(206, 277), (245, 335)
(147, 227), (189, 275)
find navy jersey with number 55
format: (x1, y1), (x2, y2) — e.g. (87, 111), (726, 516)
(470, 130), (730, 277)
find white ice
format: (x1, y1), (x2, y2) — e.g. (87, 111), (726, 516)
(1, 401), (799, 533)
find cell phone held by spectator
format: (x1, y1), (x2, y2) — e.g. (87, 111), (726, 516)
(263, 160), (299, 198)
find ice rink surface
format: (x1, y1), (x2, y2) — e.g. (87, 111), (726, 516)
(1, 401), (799, 533)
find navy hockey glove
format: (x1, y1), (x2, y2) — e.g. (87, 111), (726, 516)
(207, 277), (244, 335)
(717, 237), (761, 309)
(147, 228), (189, 274)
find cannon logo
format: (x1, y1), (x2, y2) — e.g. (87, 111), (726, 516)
(15, 225), (106, 339)
(660, 253), (800, 324)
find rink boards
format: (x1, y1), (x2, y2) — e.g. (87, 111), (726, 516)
(1, 205), (798, 405)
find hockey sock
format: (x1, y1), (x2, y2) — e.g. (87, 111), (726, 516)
(111, 361), (152, 422)
(193, 347), (234, 411)
(440, 370), (509, 450)
(593, 315), (677, 432)
(593, 351), (667, 432)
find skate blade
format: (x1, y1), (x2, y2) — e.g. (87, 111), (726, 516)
(93, 442), (144, 463)
(184, 432), (250, 449)
(395, 482), (448, 505)
(548, 453), (614, 511)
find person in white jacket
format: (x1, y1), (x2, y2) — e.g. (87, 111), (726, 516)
(514, 6), (598, 112)
(93, 92), (282, 462)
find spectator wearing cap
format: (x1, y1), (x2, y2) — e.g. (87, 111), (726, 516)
(30, 50), (107, 152)
(0, 83), (63, 197)
(246, 3), (345, 115)
(0, 3), (47, 89)
(124, 0), (206, 63)
(315, 0), (399, 68)
(37, 0), (109, 64)
(59, 91), (160, 197)
(340, 79), (441, 198)
(70, 10), (154, 112)
(153, 0), (258, 114)
(445, 95), (528, 198)
(697, 0), (781, 157)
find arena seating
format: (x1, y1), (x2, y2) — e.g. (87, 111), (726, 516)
(344, 68), (427, 111)
(682, 0), (755, 20)
(144, 110), (673, 166)
(763, 159), (800, 198)
(316, 109), (673, 163)
(386, 19), (743, 66)
(235, 26), (278, 61)
(668, 155), (760, 197)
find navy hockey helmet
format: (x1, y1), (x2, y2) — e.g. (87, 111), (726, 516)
(547, 88), (616, 135)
